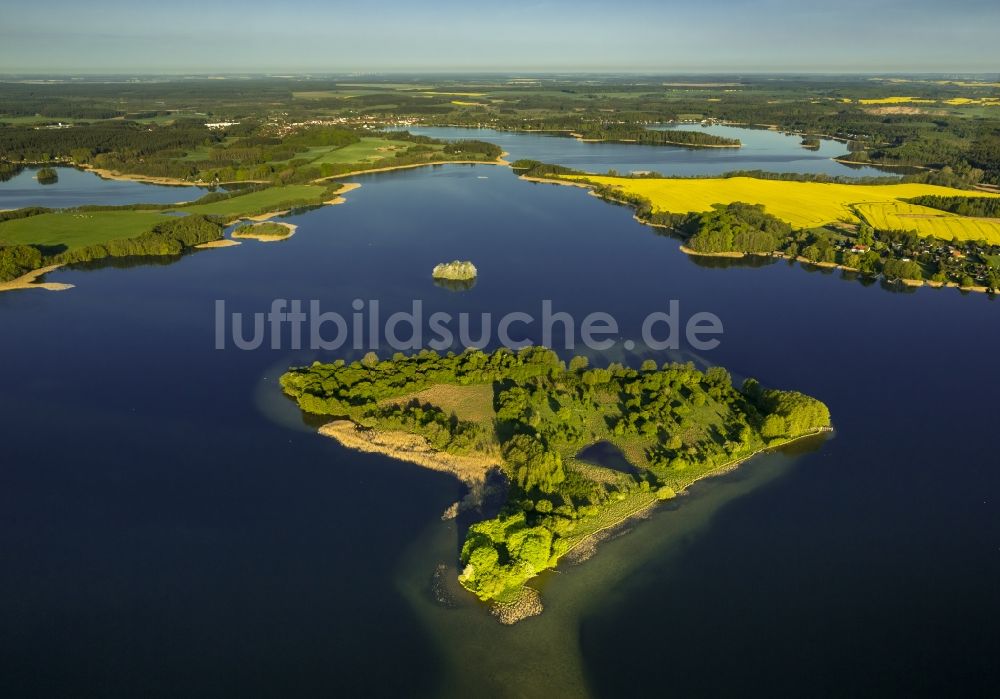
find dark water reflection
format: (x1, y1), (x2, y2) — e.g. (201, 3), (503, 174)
(0, 166), (211, 208)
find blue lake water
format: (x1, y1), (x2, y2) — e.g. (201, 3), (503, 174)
(1, 164), (998, 697)
(395, 124), (895, 178)
(0, 166), (210, 209)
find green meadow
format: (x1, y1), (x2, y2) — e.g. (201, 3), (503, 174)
(175, 184), (330, 217)
(0, 210), (170, 250)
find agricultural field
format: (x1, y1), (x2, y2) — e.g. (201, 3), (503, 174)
(853, 201), (1000, 243)
(0, 210), (169, 250)
(568, 175), (1000, 232)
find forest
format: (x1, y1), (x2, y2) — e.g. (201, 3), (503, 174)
(573, 125), (740, 147)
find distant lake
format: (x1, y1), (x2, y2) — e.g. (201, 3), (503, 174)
(1, 165), (998, 697)
(0, 166), (210, 209)
(393, 124), (896, 178)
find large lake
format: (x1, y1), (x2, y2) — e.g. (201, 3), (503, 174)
(1, 163), (998, 697)
(395, 124), (895, 178)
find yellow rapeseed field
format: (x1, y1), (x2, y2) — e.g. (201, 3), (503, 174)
(852, 202), (1000, 242)
(566, 175), (1000, 242)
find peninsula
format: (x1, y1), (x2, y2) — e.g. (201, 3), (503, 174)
(281, 347), (831, 619)
(516, 163), (1000, 292)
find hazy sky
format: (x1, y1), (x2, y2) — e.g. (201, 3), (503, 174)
(1, 0), (997, 74)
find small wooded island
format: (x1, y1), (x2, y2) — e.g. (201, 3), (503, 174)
(231, 221), (296, 242)
(432, 260), (478, 281)
(35, 167), (58, 184)
(281, 347), (831, 621)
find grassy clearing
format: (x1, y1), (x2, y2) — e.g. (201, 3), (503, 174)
(0, 210), (170, 250)
(560, 490), (659, 551)
(382, 383), (496, 425)
(853, 201), (1000, 243)
(180, 137), (238, 161)
(568, 175), (1000, 231)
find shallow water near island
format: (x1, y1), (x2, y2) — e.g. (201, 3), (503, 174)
(1, 164), (999, 697)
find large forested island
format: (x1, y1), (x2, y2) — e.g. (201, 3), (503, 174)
(281, 347), (831, 618)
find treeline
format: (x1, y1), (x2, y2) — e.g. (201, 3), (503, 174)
(907, 195), (1000, 218)
(0, 245), (44, 282)
(54, 215), (223, 264)
(442, 140), (503, 159)
(511, 159), (585, 178)
(0, 121), (219, 164)
(0, 215), (223, 282)
(575, 125), (740, 148)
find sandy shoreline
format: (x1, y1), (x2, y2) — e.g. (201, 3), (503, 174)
(318, 420), (501, 486)
(518, 175), (592, 188)
(0, 264), (74, 293)
(832, 157), (928, 170)
(82, 166), (201, 187)
(194, 239), (241, 249)
(679, 245), (747, 258)
(241, 210), (290, 222)
(323, 181), (362, 205)
(80, 165), (268, 188)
